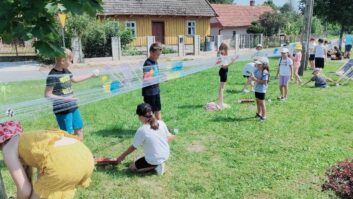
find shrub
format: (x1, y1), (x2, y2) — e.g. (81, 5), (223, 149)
(162, 47), (176, 54)
(122, 45), (144, 56)
(322, 159), (353, 198)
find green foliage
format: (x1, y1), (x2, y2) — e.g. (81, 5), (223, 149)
(280, 3), (293, 13)
(0, 0), (102, 58)
(65, 15), (134, 58)
(263, 0), (278, 10)
(247, 21), (265, 34)
(162, 47), (176, 54)
(282, 11), (304, 35)
(207, 0), (233, 3)
(259, 12), (286, 36)
(311, 16), (324, 35)
(122, 45), (144, 56)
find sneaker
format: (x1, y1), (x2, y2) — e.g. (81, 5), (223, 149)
(243, 89), (250, 93)
(277, 96), (283, 100)
(259, 116), (267, 121)
(255, 113), (261, 118)
(155, 163), (165, 176)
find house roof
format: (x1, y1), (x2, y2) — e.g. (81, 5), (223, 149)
(101, 0), (217, 17)
(211, 4), (272, 28)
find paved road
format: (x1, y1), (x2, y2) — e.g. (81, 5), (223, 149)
(0, 48), (276, 82)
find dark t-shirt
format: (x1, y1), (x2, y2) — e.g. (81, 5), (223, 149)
(46, 68), (78, 114)
(142, 58), (160, 96)
(311, 75), (327, 87)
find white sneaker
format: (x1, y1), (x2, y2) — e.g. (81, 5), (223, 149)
(243, 89), (250, 93)
(155, 163), (165, 176)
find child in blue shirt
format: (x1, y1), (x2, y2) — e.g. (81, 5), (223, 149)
(250, 57), (270, 121)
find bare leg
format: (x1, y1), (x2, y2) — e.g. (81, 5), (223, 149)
(74, 128), (83, 141)
(256, 99), (261, 115)
(279, 86), (284, 98)
(218, 82), (225, 107)
(284, 86), (288, 98)
(260, 100), (267, 118)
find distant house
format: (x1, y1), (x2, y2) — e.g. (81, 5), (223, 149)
(210, 4), (272, 40)
(99, 0), (217, 46)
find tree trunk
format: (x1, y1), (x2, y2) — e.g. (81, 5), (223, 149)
(0, 170), (7, 199)
(339, 23), (345, 51)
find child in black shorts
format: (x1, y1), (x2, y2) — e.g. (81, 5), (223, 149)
(217, 43), (236, 109)
(142, 43), (162, 120)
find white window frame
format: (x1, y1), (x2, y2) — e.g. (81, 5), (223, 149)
(125, 21), (137, 38)
(186, 20), (196, 36)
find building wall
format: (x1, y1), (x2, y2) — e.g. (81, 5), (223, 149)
(102, 16), (211, 46)
(211, 27), (249, 40)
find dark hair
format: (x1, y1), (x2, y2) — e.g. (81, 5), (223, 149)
(318, 38), (324, 43)
(262, 63), (270, 83)
(149, 43), (162, 53)
(136, 103), (159, 130)
(219, 43), (228, 56)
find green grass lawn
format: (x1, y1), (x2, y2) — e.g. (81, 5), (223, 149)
(1, 58), (352, 198)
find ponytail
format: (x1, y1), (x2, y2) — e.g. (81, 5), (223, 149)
(262, 63), (270, 83)
(145, 112), (159, 130)
(136, 103), (159, 130)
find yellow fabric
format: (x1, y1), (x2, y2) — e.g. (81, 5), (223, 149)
(18, 129), (94, 199)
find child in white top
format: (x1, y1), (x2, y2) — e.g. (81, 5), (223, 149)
(276, 48), (293, 101)
(314, 38), (327, 69)
(308, 38), (316, 70)
(116, 103), (176, 175)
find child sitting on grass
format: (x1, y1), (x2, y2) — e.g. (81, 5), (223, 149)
(116, 103), (176, 176)
(302, 68), (336, 88)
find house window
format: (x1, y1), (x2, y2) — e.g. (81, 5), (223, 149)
(125, 21), (136, 38)
(187, 21), (196, 36)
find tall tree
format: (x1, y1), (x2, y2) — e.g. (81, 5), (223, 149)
(307, 0), (353, 49)
(0, 0), (103, 58)
(263, 0), (278, 10)
(258, 12), (286, 36)
(208, 0), (233, 4)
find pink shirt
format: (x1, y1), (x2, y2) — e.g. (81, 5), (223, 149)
(294, 52), (302, 64)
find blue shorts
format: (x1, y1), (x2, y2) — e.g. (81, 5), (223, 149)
(55, 108), (84, 134)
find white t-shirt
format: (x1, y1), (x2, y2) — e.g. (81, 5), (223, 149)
(278, 57), (293, 76)
(309, 42), (316, 55)
(133, 120), (170, 165)
(242, 63), (255, 76)
(315, 44), (326, 58)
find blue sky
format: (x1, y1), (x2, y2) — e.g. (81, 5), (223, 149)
(234, 0), (298, 7)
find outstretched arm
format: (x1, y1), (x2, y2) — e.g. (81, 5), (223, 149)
(116, 145), (136, 164)
(301, 80), (312, 86)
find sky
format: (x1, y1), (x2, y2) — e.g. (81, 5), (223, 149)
(234, 0), (299, 8)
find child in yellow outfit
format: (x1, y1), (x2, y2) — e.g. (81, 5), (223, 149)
(0, 121), (94, 199)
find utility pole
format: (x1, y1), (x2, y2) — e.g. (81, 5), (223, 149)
(299, 0), (314, 76)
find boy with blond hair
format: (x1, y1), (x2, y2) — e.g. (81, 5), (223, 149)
(45, 48), (98, 140)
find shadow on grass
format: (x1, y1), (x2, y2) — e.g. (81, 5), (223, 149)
(211, 116), (255, 122)
(95, 162), (156, 178)
(94, 128), (135, 138)
(177, 104), (204, 109)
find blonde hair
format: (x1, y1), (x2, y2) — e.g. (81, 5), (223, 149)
(55, 48), (73, 63)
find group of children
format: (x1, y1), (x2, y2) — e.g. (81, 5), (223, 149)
(216, 41), (337, 121)
(0, 43), (176, 199)
(1, 39), (341, 198)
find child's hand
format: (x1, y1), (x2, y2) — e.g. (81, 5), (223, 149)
(92, 69), (100, 77)
(115, 156), (124, 164)
(66, 96), (78, 101)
